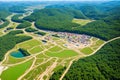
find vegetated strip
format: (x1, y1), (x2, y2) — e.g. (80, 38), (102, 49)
(0, 30), (32, 61)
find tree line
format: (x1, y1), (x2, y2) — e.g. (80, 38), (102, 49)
(0, 30), (32, 61)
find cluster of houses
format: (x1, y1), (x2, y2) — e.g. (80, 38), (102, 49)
(43, 31), (91, 48)
(56, 32), (91, 47)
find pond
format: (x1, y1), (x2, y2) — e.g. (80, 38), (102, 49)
(10, 51), (25, 58)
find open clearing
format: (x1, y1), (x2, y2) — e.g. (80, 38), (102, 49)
(72, 18), (95, 26)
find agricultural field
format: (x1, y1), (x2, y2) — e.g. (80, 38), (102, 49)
(80, 47), (93, 54)
(46, 50), (79, 58)
(0, 59), (33, 80)
(17, 39), (42, 49)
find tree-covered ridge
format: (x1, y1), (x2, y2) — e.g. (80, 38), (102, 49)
(0, 4), (11, 28)
(16, 21), (31, 29)
(0, 4), (11, 19)
(24, 1), (120, 41)
(0, 19), (9, 29)
(24, 8), (86, 31)
(11, 14), (24, 23)
(62, 38), (120, 80)
(50, 67), (66, 80)
(9, 6), (26, 13)
(0, 30), (32, 61)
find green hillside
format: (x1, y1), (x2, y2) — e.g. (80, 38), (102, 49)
(51, 38), (120, 80)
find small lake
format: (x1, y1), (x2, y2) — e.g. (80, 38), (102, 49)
(10, 51), (25, 58)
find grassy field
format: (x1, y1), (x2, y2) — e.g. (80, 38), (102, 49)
(0, 59), (33, 80)
(91, 39), (105, 50)
(36, 53), (49, 58)
(18, 39), (42, 49)
(80, 47), (93, 54)
(46, 50), (78, 58)
(49, 46), (63, 52)
(29, 46), (43, 54)
(34, 59), (44, 66)
(72, 18), (94, 26)
(96, 40), (104, 45)
(22, 58), (55, 80)
(3, 55), (26, 64)
(44, 44), (54, 49)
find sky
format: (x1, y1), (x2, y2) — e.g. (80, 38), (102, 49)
(0, 0), (116, 1)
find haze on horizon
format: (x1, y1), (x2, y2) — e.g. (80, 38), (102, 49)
(0, 0), (115, 2)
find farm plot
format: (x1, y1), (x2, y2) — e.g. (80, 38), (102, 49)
(2, 55), (26, 64)
(80, 47), (93, 55)
(0, 59), (33, 80)
(45, 50), (78, 58)
(17, 39), (42, 49)
(29, 46), (43, 54)
(49, 46), (63, 52)
(22, 58), (56, 80)
(91, 39), (105, 50)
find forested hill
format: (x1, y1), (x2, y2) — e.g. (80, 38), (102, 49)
(24, 1), (120, 41)
(50, 38), (120, 80)
(24, 8), (87, 31)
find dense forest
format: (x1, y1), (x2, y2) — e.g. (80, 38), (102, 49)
(16, 21), (31, 29)
(50, 38), (120, 80)
(9, 6), (26, 13)
(0, 3), (11, 28)
(24, 1), (120, 41)
(0, 19), (9, 29)
(50, 67), (66, 80)
(0, 30), (32, 61)
(25, 27), (38, 32)
(34, 31), (46, 36)
(11, 14), (24, 23)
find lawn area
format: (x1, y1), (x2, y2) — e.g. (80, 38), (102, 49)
(0, 59), (33, 80)
(46, 50), (78, 58)
(72, 18), (94, 26)
(36, 53), (49, 58)
(49, 46), (63, 52)
(80, 47), (93, 54)
(18, 39), (42, 49)
(34, 59), (44, 65)
(29, 46), (43, 54)
(3, 55), (26, 64)
(91, 39), (105, 50)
